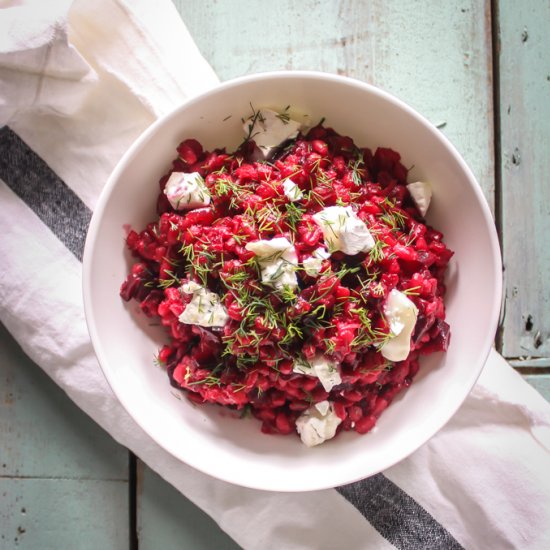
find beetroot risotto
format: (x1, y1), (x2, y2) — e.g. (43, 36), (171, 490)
(120, 107), (453, 447)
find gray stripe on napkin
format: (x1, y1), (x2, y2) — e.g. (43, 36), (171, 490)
(337, 474), (463, 549)
(0, 126), (91, 261)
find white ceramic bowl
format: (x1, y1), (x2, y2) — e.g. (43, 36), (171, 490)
(83, 71), (502, 492)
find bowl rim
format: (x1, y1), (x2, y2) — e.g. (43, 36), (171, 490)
(83, 70), (503, 491)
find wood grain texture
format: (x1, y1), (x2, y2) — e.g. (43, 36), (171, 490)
(0, 324), (128, 479)
(178, 0), (495, 207)
(136, 463), (241, 550)
(0, 323), (129, 547)
(497, 0), (550, 360)
(1, 478), (128, 550)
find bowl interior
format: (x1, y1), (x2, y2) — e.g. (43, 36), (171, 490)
(83, 72), (501, 491)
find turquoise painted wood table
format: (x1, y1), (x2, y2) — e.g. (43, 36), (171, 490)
(1, 1), (548, 548)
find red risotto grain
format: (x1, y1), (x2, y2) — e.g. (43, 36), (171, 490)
(120, 120), (453, 442)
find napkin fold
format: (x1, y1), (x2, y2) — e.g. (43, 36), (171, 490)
(1, 2), (549, 549)
(0, 0), (95, 124)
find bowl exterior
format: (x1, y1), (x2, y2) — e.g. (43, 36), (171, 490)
(83, 71), (502, 491)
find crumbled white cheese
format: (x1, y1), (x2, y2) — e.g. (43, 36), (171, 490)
(283, 178), (304, 202)
(302, 256), (322, 277)
(380, 289), (418, 361)
(295, 400), (342, 447)
(245, 237), (298, 290)
(164, 172), (211, 210)
(302, 247), (330, 277)
(178, 282), (228, 327)
(406, 181), (432, 217)
(242, 108), (302, 159)
(315, 247), (331, 260)
(292, 358), (312, 376)
(312, 205), (375, 255)
(292, 355), (342, 392)
(314, 401), (330, 416)
(181, 281), (202, 293)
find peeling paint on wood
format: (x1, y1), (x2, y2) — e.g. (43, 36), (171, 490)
(1, 478), (128, 550)
(498, 0), (550, 359)
(509, 358), (550, 368)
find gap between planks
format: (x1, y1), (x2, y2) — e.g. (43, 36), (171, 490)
(0, 475), (128, 482)
(491, 0), (504, 354)
(129, 452), (138, 550)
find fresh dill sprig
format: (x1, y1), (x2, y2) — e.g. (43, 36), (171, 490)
(275, 105), (291, 125)
(368, 238), (387, 263)
(306, 188), (325, 207)
(179, 242), (218, 286)
(323, 338), (336, 354)
(214, 177), (251, 210)
(335, 197), (348, 207)
(348, 155), (366, 186)
(162, 255), (181, 267)
(187, 374), (222, 387)
(255, 202), (284, 234)
(373, 328), (395, 349)
(280, 322), (303, 346)
(284, 201), (306, 232)
(314, 167), (335, 187)
(241, 103), (265, 146)
(157, 269), (181, 289)
(335, 264), (361, 280)
(279, 284), (297, 303)
(369, 282), (386, 297)
(348, 306), (376, 350)
(379, 198), (408, 230)
(402, 286), (421, 296)
(180, 242), (195, 261)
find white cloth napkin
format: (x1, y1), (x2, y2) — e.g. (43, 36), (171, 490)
(1, 1), (549, 549)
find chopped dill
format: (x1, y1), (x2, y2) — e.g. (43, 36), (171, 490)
(402, 286), (421, 296)
(275, 105), (291, 124)
(368, 239), (387, 263)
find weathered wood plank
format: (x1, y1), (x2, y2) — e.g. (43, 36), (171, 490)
(497, 0), (550, 359)
(136, 463), (241, 549)
(509, 357), (550, 368)
(178, 0), (495, 207)
(0, 323), (129, 547)
(0, 478), (128, 550)
(522, 374), (550, 403)
(0, 323), (128, 479)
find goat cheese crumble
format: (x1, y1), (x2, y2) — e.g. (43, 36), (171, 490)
(295, 401), (342, 447)
(178, 281), (228, 327)
(380, 289), (419, 361)
(243, 108), (303, 159)
(406, 181), (432, 217)
(163, 172), (211, 210)
(302, 247), (330, 277)
(312, 205), (375, 255)
(245, 237), (299, 290)
(292, 354), (342, 392)
(283, 178), (304, 202)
